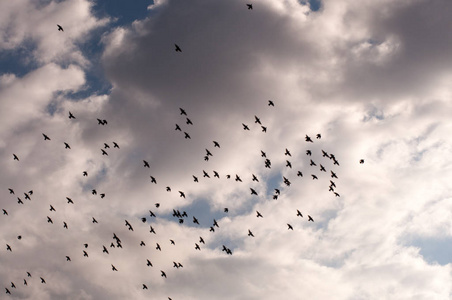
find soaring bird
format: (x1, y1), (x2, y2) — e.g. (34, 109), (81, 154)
(150, 226), (156, 234)
(254, 116), (261, 124)
(213, 171), (220, 178)
(322, 150), (329, 158)
(285, 148), (291, 156)
(113, 142), (119, 148)
(199, 237), (205, 244)
(247, 4), (253, 9)
(104, 143), (110, 149)
(310, 159), (316, 166)
(184, 132), (191, 139)
(143, 284), (148, 290)
(175, 124), (181, 131)
(2, 209), (7, 215)
(268, 100), (274, 106)
(306, 150), (312, 156)
(287, 224), (293, 230)
(64, 142), (71, 149)
(92, 217), (98, 224)
(235, 174), (242, 182)
(193, 216), (199, 224)
(175, 44), (182, 52)
(311, 174), (318, 180)
(140, 241), (146, 246)
(203, 170), (210, 178)
(213, 219), (219, 228)
(305, 135), (313, 142)
(63, 222), (68, 229)
(57, 24), (64, 31)
(49, 205), (56, 212)
(308, 215), (314, 222)
(42, 133), (51, 141)
(161, 270), (167, 278)
(143, 160), (150, 168)
(111, 265), (118, 271)
(252, 174), (259, 182)
(47, 216), (53, 224)
(320, 164), (326, 172)
(179, 108), (187, 115)
(248, 229), (254, 237)
(297, 210), (303, 217)
(261, 126), (267, 132)
(66, 256), (71, 261)
(83, 250), (88, 257)
(261, 150), (266, 157)
(146, 259), (153, 267)
(275, 188), (280, 195)
(13, 154), (19, 161)
(331, 171), (338, 178)
(68, 111), (75, 119)
(83, 171), (88, 176)
(186, 118), (193, 125)
(286, 160), (292, 168)
(250, 188), (258, 195)
(213, 141), (220, 148)
(360, 159), (365, 164)
(101, 149), (108, 156)
(156, 243), (161, 251)
(66, 197), (74, 204)
(242, 123), (250, 130)
(17, 197), (24, 204)
(195, 243), (201, 250)
(179, 191), (185, 198)
(8, 188), (14, 194)
(150, 176), (157, 184)
(297, 171), (303, 177)
(256, 211), (263, 218)
(316, 133), (321, 139)
(40, 277), (46, 284)
(6, 244), (12, 251)
(5, 288), (11, 295)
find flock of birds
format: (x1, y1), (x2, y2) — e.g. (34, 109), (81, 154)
(2, 6), (364, 298)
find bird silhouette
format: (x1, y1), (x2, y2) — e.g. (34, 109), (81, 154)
(101, 149), (108, 156)
(68, 111), (75, 119)
(242, 123), (250, 130)
(175, 44), (182, 52)
(7, 189), (13, 195)
(184, 132), (191, 139)
(57, 24), (63, 31)
(213, 141), (220, 148)
(143, 160), (150, 168)
(111, 265), (118, 271)
(256, 211), (263, 218)
(179, 191), (185, 198)
(40, 277), (46, 284)
(247, 4), (253, 9)
(66, 256), (71, 261)
(42, 133), (51, 141)
(146, 259), (153, 267)
(305, 135), (313, 142)
(248, 229), (254, 237)
(360, 159), (365, 164)
(308, 215), (314, 222)
(2, 209), (7, 215)
(13, 154), (19, 161)
(6, 244), (12, 251)
(195, 243), (201, 250)
(47, 216), (53, 224)
(143, 284), (148, 289)
(150, 176), (157, 184)
(250, 188), (258, 195)
(113, 142), (119, 148)
(287, 224), (293, 230)
(297, 210), (303, 217)
(161, 270), (167, 278)
(64, 142), (71, 149)
(268, 100), (274, 106)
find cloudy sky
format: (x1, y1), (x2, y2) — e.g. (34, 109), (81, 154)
(1, 0), (452, 299)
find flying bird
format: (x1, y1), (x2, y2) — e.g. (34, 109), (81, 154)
(2, 209), (7, 215)
(161, 270), (167, 278)
(40, 277), (46, 284)
(8, 188), (14, 194)
(66, 197), (74, 204)
(296, 210), (303, 217)
(287, 224), (293, 230)
(150, 176), (157, 184)
(268, 100), (274, 106)
(113, 142), (119, 148)
(147, 259), (153, 267)
(186, 118), (193, 125)
(68, 111), (75, 119)
(248, 229), (254, 237)
(305, 135), (313, 142)
(42, 133), (51, 141)
(256, 211), (263, 218)
(247, 4), (253, 9)
(311, 174), (318, 180)
(316, 133), (321, 139)
(306, 150), (312, 156)
(179, 191), (185, 198)
(57, 24), (63, 31)
(242, 123), (250, 130)
(308, 215), (314, 222)
(252, 174), (259, 182)
(47, 216), (53, 224)
(235, 174), (242, 182)
(13, 154), (19, 161)
(250, 188), (258, 195)
(111, 265), (118, 271)
(184, 132), (191, 139)
(83, 171), (88, 176)
(179, 108), (187, 115)
(66, 256), (71, 261)
(101, 149), (108, 156)
(285, 148), (291, 156)
(143, 284), (148, 290)
(175, 44), (182, 52)
(213, 141), (220, 148)
(360, 159), (365, 164)
(64, 142), (71, 149)
(254, 116), (261, 124)
(143, 160), (150, 168)
(6, 244), (12, 251)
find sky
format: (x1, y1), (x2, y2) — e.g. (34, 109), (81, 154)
(1, 0), (452, 299)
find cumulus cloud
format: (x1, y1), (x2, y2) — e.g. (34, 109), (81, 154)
(1, 0), (452, 299)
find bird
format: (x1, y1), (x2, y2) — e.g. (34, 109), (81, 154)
(156, 243), (161, 251)
(23, 279), (27, 286)
(64, 142), (71, 149)
(213, 219), (219, 228)
(287, 224), (293, 230)
(111, 265), (118, 271)
(268, 100), (274, 106)
(66, 256), (71, 261)
(235, 174), (242, 182)
(308, 215), (314, 222)
(184, 132), (191, 139)
(311, 174), (318, 180)
(286, 160), (292, 168)
(161, 270), (167, 278)
(275, 189), (280, 195)
(101, 149), (108, 156)
(213, 171), (220, 178)
(242, 123), (250, 130)
(330, 180), (336, 188)
(42, 133), (51, 141)
(186, 118), (193, 125)
(179, 191), (185, 198)
(6, 244), (12, 251)
(170, 240), (175, 245)
(2, 209), (7, 215)
(146, 259), (153, 267)
(331, 171), (338, 178)
(250, 188), (258, 195)
(92, 217), (98, 224)
(17, 197), (24, 204)
(206, 149), (213, 156)
(49, 205), (56, 212)
(83, 250), (88, 257)
(322, 150), (329, 158)
(310, 159), (317, 166)
(166, 186), (171, 192)
(13, 154), (19, 161)
(285, 148), (291, 156)
(199, 237), (205, 244)
(203, 170), (210, 178)
(248, 229), (254, 237)
(83, 171), (88, 176)
(256, 211), (263, 218)
(143, 160), (150, 168)
(63, 222), (68, 229)
(57, 24), (64, 31)
(297, 210), (303, 217)
(100, 193), (105, 198)
(179, 108), (187, 115)
(140, 241), (146, 246)
(193, 216), (199, 224)
(113, 142), (119, 148)
(149, 210), (156, 217)
(175, 44), (182, 52)
(66, 197), (74, 204)
(252, 174), (259, 182)
(27, 272), (31, 277)
(316, 133), (321, 139)
(254, 116), (261, 124)
(360, 159), (365, 164)
(247, 4), (253, 9)
(143, 284), (148, 290)
(104, 143), (110, 149)
(261, 126), (267, 132)
(305, 135), (313, 142)
(40, 277), (46, 284)
(306, 150), (312, 156)
(320, 164), (326, 172)
(47, 216), (53, 224)
(297, 171), (303, 177)
(150, 226), (156, 234)
(213, 141), (220, 148)
(68, 111), (75, 119)
(261, 150), (266, 157)
(224, 208), (228, 213)
(5, 288), (11, 295)
(150, 176), (157, 184)
(334, 192), (340, 197)
(92, 189), (97, 195)
(195, 243), (201, 250)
